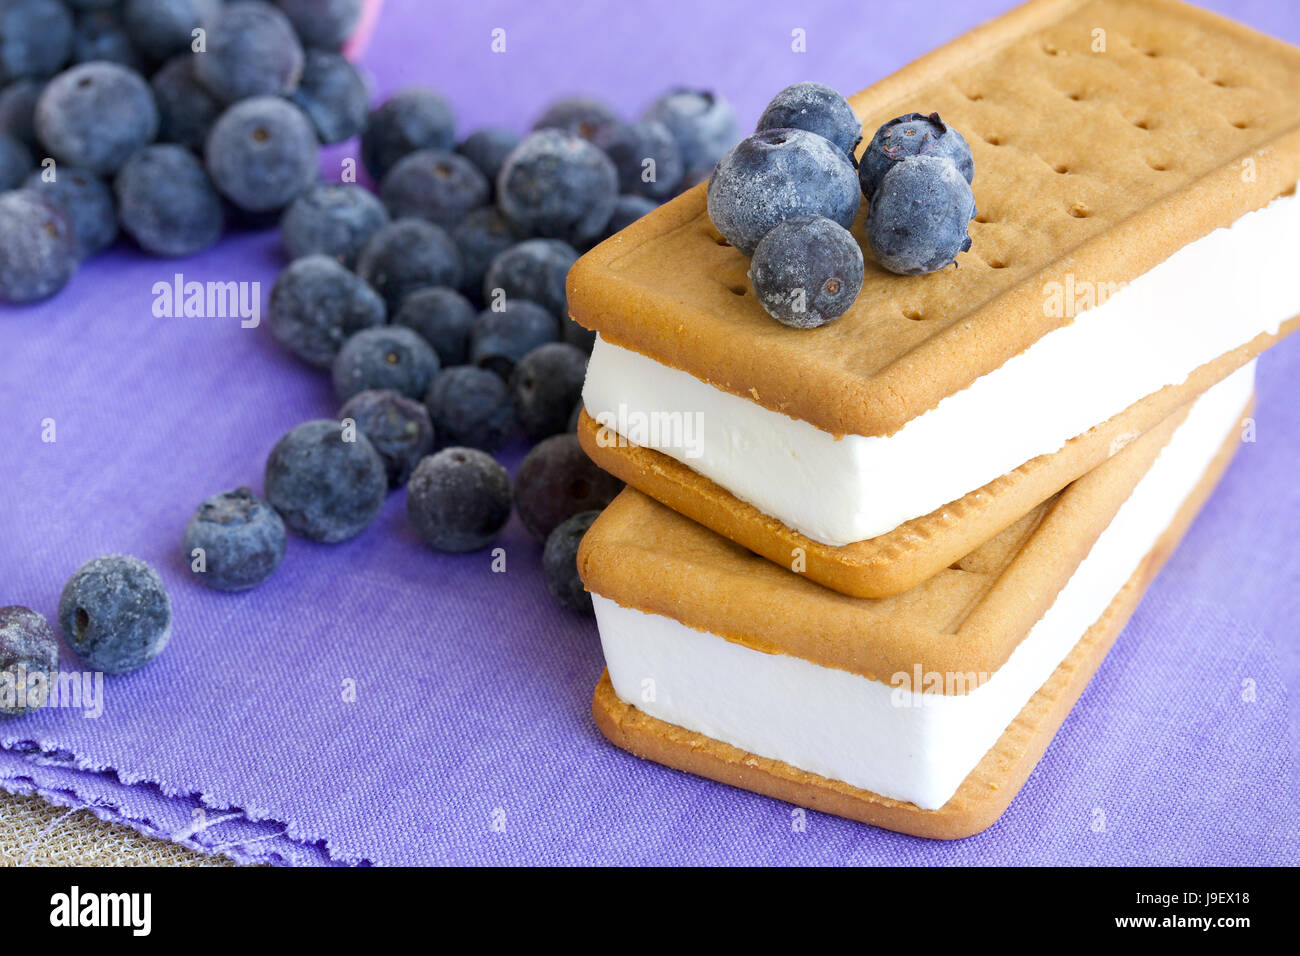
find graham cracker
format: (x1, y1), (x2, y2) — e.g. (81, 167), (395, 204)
(567, 0), (1300, 438)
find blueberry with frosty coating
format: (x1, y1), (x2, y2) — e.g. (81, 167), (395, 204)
(380, 149), (489, 228)
(332, 325), (440, 402)
(407, 447), (512, 553)
(123, 0), (219, 62)
(707, 128), (859, 256)
(23, 165), (117, 259)
(0, 190), (77, 303)
(542, 511), (600, 614)
(749, 215), (863, 329)
(591, 119), (683, 201)
(0, 79), (42, 148)
(150, 55), (222, 152)
(642, 88), (737, 175)
(0, 131), (32, 190)
(280, 184), (388, 267)
(509, 342), (588, 441)
(71, 7), (142, 69)
(394, 286), (477, 365)
(455, 128), (520, 190)
(274, 0), (361, 50)
(58, 555), (171, 675)
(866, 154), (976, 276)
(115, 144), (224, 257)
(193, 1), (304, 104)
(354, 216), (462, 314)
(424, 365), (517, 452)
(481, 237), (577, 322)
(514, 434), (622, 542)
(269, 254), (385, 367)
(0, 0), (73, 81)
(264, 419), (387, 542)
(451, 206), (518, 303)
(361, 88), (455, 181)
(205, 96), (319, 213)
(0, 606), (58, 717)
(339, 388), (434, 487)
(859, 112), (974, 201)
(470, 299), (558, 379)
(756, 82), (862, 165)
(290, 49), (368, 144)
(532, 96), (620, 141)
(183, 487), (286, 592)
(496, 129), (618, 246)
(34, 61), (158, 176)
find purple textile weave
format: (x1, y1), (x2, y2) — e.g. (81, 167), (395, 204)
(0, 0), (1297, 865)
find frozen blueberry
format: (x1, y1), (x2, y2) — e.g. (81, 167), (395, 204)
(481, 237), (576, 322)
(748, 215), (863, 329)
(269, 254), (385, 367)
(332, 325), (440, 402)
(455, 127), (520, 192)
(0, 0), (73, 82)
(0, 606), (58, 717)
(859, 112), (974, 201)
(514, 433), (622, 542)
(274, 0), (361, 50)
(72, 8), (142, 69)
(205, 96), (319, 213)
(0, 130), (31, 189)
(361, 88), (455, 181)
(406, 448), (511, 553)
(193, 1), (304, 104)
(23, 165), (116, 259)
(354, 217), (462, 314)
(0, 190), (77, 303)
(865, 154), (976, 276)
(756, 82), (862, 166)
(34, 61), (159, 176)
(450, 205), (518, 304)
(592, 119), (683, 201)
(0, 78), (42, 148)
(706, 128), (859, 256)
(150, 54), (221, 152)
(424, 365), (517, 452)
(642, 88), (737, 175)
(289, 48), (367, 144)
(598, 193), (657, 240)
(280, 183), (388, 267)
(264, 418), (387, 542)
(394, 286), (477, 366)
(496, 130), (618, 246)
(470, 299), (558, 379)
(338, 389), (434, 487)
(58, 555), (172, 675)
(542, 511), (600, 614)
(183, 487), (286, 592)
(115, 144), (224, 257)
(532, 96), (620, 142)
(123, 0), (219, 62)
(567, 399), (583, 433)
(380, 148), (489, 228)
(509, 342), (588, 441)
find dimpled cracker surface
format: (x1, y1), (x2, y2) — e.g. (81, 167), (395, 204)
(568, 0), (1300, 438)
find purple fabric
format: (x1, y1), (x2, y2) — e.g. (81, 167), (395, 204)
(2, 0), (1298, 866)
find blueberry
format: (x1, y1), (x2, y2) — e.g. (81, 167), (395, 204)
(361, 88), (455, 181)
(289, 48), (367, 144)
(394, 286), (477, 365)
(748, 215), (863, 329)
(193, 1), (304, 104)
(406, 447), (511, 553)
(591, 119), (683, 201)
(514, 433), (622, 542)
(0, 606), (58, 717)
(598, 193), (657, 240)
(756, 82), (861, 165)
(567, 399), (583, 433)
(274, 0), (361, 50)
(542, 511), (600, 614)
(0, 78), (42, 148)
(496, 129), (618, 246)
(0, 0), (73, 82)
(380, 148), (489, 228)
(865, 154), (976, 276)
(0, 130), (32, 189)
(354, 216), (462, 314)
(455, 127), (520, 191)
(115, 144), (224, 257)
(0, 190), (77, 303)
(183, 487), (286, 591)
(509, 342), (588, 441)
(859, 112), (974, 201)
(72, 8), (143, 70)
(264, 418), (387, 542)
(470, 299), (558, 379)
(532, 96), (620, 142)
(642, 88), (737, 176)
(123, 0), (219, 62)
(22, 165), (116, 259)
(150, 54), (221, 152)
(58, 555), (172, 675)
(450, 205), (518, 303)
(34, 61), (159, 176)
(481, 237), (576, 322)
(279, 183), (388, 267)
(706, 128), (859, 256)
(204, 96), (318, 213)
(269, 254), (385, 367)
(423, 365), (517, 452)
(332, 325), (440, 402)
(338, 389), (434, 487)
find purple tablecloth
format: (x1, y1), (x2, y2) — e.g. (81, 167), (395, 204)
(1, 0), (1297, 866)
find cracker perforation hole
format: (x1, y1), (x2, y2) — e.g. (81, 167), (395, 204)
(728, 284), (746, 296)
(902, 307), (924, 321)
(985, 257), (1008, 269)
(1132, 118), (1150, 130)
(973, 213), (993, 224)
(1051, 163), (1069, 174)
(1145, 158), (1169, 171)
(983, 134), (1001, 146)
(715, 236), (730, 246)
(1065, 91), (1083, 101)
(1042, 42), (1059, 55)
(1229, 119), (1250, 129)
(965, 91), (984, 101)
(1068, 202), (1090, 219)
